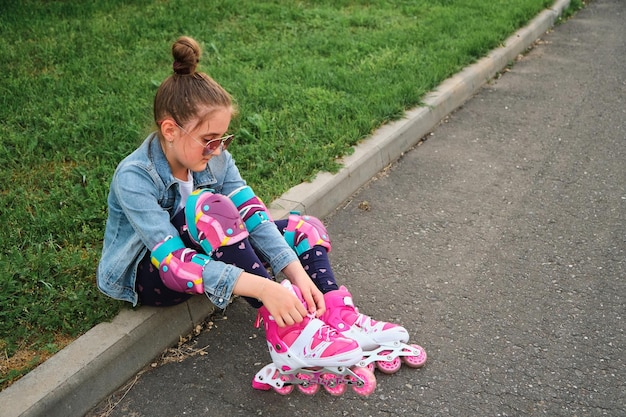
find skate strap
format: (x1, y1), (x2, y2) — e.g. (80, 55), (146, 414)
(290, 317), (327, 354)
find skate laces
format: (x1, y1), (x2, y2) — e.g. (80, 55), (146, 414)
(309, 322), (355, 355)
(313, 322), (338, 342)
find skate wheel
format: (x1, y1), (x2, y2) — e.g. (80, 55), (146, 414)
(376, 350), (402, 374)
(321, 373), (347, 396)
(364, 361), (376, 374)
(273, 384), (293, 395)
(296, 373), (319, 395)
(272, 373), (293, 395)
(350, 367), (377, 397)
(402, 344), (427, 368)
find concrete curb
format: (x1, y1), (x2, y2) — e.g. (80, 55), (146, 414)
(0, 1), (570, 416)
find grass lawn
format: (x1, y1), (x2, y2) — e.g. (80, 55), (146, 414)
(0, 0), (583, 388)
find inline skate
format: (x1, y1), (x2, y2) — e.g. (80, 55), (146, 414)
(321, 286), (427, 374)
(252, 280), (376, 396)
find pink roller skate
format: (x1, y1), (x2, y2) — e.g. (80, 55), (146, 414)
(321, 286), (427, 374)
(252, 280), (376, 396)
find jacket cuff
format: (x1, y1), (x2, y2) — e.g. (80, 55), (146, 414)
(202, 262), (243, 309)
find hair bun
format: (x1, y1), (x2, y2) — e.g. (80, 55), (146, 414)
(172, 36), (201, 75)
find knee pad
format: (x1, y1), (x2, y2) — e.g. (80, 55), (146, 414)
(186, 189), (249, 255)
(228, 186), (273, 233)
(151, 235), (210, 294)
(283, 212), (331, 256)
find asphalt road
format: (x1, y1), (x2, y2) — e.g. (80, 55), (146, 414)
(87, 1), (625, 416)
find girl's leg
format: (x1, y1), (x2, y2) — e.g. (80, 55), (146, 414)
(275, 219), (339, 294)
(136, 252), (192, 306)
(213, 239), (272, 309)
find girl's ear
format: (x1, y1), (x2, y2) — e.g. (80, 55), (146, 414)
(159, 119), (179, 142)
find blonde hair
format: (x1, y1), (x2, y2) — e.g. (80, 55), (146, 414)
(154, 36), (234, 130)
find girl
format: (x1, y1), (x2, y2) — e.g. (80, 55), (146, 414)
(97, 36), (421, 394)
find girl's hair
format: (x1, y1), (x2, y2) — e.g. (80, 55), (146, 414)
(154, 36), (234, 130)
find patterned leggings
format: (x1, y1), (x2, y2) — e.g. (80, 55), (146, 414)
(136, 211), (338, 307)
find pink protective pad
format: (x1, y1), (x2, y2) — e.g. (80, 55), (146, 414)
(151, 236), (210, 294)
(228, 186), (273, 232)
(186, 189), (249, 255)
(283, 213), (331, 255)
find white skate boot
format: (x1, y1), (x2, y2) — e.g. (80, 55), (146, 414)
(321, 286), (427, 374)
(252, 280), (376, 396)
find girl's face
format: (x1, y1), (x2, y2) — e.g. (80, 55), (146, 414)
(165, 107), (232, 179)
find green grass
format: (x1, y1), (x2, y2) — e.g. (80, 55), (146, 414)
(1, 0), (565, 387)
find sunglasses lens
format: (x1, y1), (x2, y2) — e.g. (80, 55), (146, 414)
(205, 141), (221, 154)
(203, 135), (234, 155)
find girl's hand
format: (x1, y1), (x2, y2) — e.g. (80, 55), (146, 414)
(257, 279), (308, 327)
(282, 262), (326, 318)
(233, 272), (308, 327)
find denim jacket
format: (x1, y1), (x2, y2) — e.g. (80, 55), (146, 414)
(97, 133), (297, 308)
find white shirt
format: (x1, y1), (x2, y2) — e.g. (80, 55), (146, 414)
(175, 170), (194, 213)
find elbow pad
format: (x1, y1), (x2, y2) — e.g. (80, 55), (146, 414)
(186, 189), (249, 255)
(228, 186), (273, 233)
(283, 212), (332, 256)
(151, 236), (210, 294)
